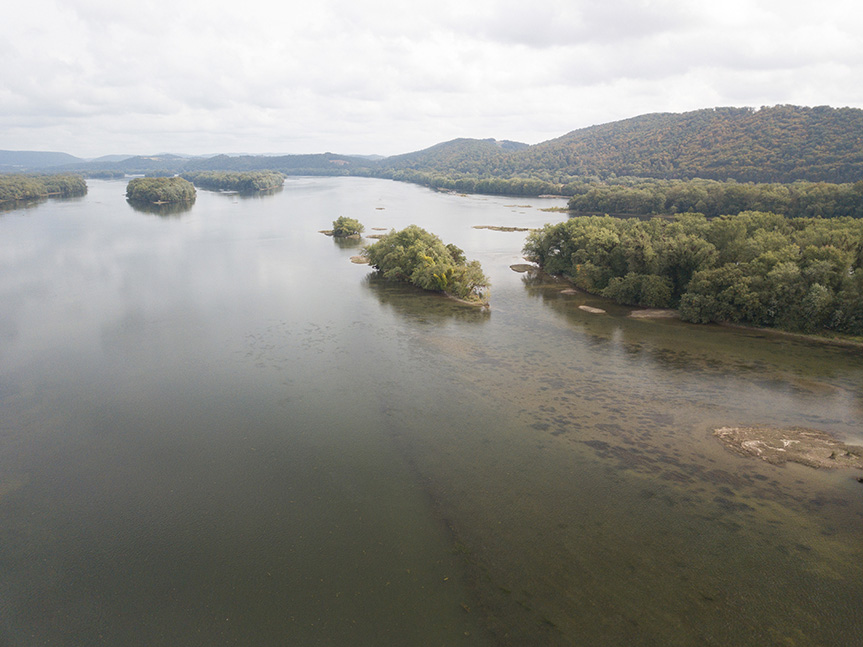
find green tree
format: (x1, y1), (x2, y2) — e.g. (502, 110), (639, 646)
(332, 216), (365, 237)
(363, 225), (489, 303)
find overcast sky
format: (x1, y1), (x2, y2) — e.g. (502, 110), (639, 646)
(3, 0), (862, 158)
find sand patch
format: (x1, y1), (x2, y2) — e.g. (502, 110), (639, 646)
(714, 426), (863, 471)
(629, 309), (680, 319)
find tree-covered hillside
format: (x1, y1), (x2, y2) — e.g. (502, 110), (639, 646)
(374, 106), (863, 185)
(11, 105), (863, 193)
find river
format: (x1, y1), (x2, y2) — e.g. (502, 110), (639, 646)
(1, 177), (861, 646)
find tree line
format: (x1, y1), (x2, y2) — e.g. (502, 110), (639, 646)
(524, 212), (863, 335)
(567, 177), (863, 219)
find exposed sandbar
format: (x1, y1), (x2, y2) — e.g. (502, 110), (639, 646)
(714, 426), (863, 470)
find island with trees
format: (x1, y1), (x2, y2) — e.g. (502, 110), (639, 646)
(331, 216), (365, 237)
(363, 225), (490, 304)
(180, 171), (285, 193)
(523, 211), (863, 336)
(125, 177), (196, 205)
(0, 174), (87, 204)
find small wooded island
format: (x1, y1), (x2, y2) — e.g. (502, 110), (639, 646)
(331, 216), (364, 237)
(126, 177), (196, 204)
(0, 174), (87, 204)
(363, 225), (490, 304)
(180, 171), (285, 193)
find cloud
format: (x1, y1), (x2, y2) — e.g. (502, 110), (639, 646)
(2, 0), (862, 157)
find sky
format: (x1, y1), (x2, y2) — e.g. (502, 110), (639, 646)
(3, 0), (863, 158)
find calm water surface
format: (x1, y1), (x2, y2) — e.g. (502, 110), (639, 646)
(1, 178), (861, 646)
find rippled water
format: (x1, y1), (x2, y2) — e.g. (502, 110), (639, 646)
(1, 178), (861, 646)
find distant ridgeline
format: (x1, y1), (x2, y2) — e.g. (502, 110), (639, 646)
(0, 174), (87, 204)
(180, 171), (285, 192)
(8, 105), (863, 209)
(524, 212), (863, 336)
(126, 177), (196, 204)
(373, 106), (863, 184)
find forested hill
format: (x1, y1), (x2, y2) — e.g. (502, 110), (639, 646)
(377, 106), (863, 184)
(382, 138), (528, 175)
(8, 105), (863, 186)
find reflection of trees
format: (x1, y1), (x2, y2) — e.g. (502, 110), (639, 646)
(127, 199), (195, 217)
(520, 268), (863, 391)
(1, 197), (47, 213)
(1, 193), (88, 214)
(333, 235), (363, 250)
(212, 186), (284, 200)
(363, 273), (490, 325)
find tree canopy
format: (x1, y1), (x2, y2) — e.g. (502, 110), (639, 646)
(331, 216), (364, 237)
(364, 225), (490, 304)
(126, 177), (196, 204)
(181, 170), (285, 192)
(0, 174), (87, 203)
(524, 212), (863, 335)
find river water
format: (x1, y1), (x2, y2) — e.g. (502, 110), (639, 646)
(1, 177), (861, 646)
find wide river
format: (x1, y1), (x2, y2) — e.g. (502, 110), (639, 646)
(1, 177), (861, 646)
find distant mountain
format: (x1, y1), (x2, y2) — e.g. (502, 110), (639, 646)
(0, 150), (83, 170)
(382, 138), (519, 176)
(87, 154), (135, 163)
(6, 105), (863, 185)
(377, 106), (863, 184)
(182, 153), (376, 174)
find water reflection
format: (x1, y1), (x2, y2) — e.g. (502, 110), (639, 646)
(363, 273), (490, 325)
(0, 193), (89, 214)
(208, 186), (284, 200)
(332, 235), (364, 250)
(127, 199), (195, 217)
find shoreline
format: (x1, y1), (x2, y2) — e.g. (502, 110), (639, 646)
(529, 266), (863, 351)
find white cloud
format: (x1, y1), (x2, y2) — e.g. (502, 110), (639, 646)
(1, 0), (862, 157)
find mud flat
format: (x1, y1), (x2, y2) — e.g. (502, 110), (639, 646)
(473, 225), (532, 232)
(714, 426), (863, 470)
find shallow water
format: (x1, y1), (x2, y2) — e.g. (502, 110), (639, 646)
(0, 178), (861, 646)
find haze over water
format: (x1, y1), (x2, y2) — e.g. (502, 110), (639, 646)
(1, 178), (861, 645)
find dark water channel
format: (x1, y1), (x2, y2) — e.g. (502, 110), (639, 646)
(1, 178), (861, 646)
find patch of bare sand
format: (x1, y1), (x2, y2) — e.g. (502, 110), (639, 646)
(579, 305), (606, 314)
(629, 309), (680, 319)
(714, 426), (863, 471)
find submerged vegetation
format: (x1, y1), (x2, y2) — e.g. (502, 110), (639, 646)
(524, 212), (863, 335)
(126, 177), (196, 204)
(180, 170), (285, 193)
(364, 225), (490, 304)
(0, 174), (87, 203)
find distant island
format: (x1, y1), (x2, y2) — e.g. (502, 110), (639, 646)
(180, 171), (285, 193)
(0, 174), (87, 204)
(126, 177), (196, 205)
